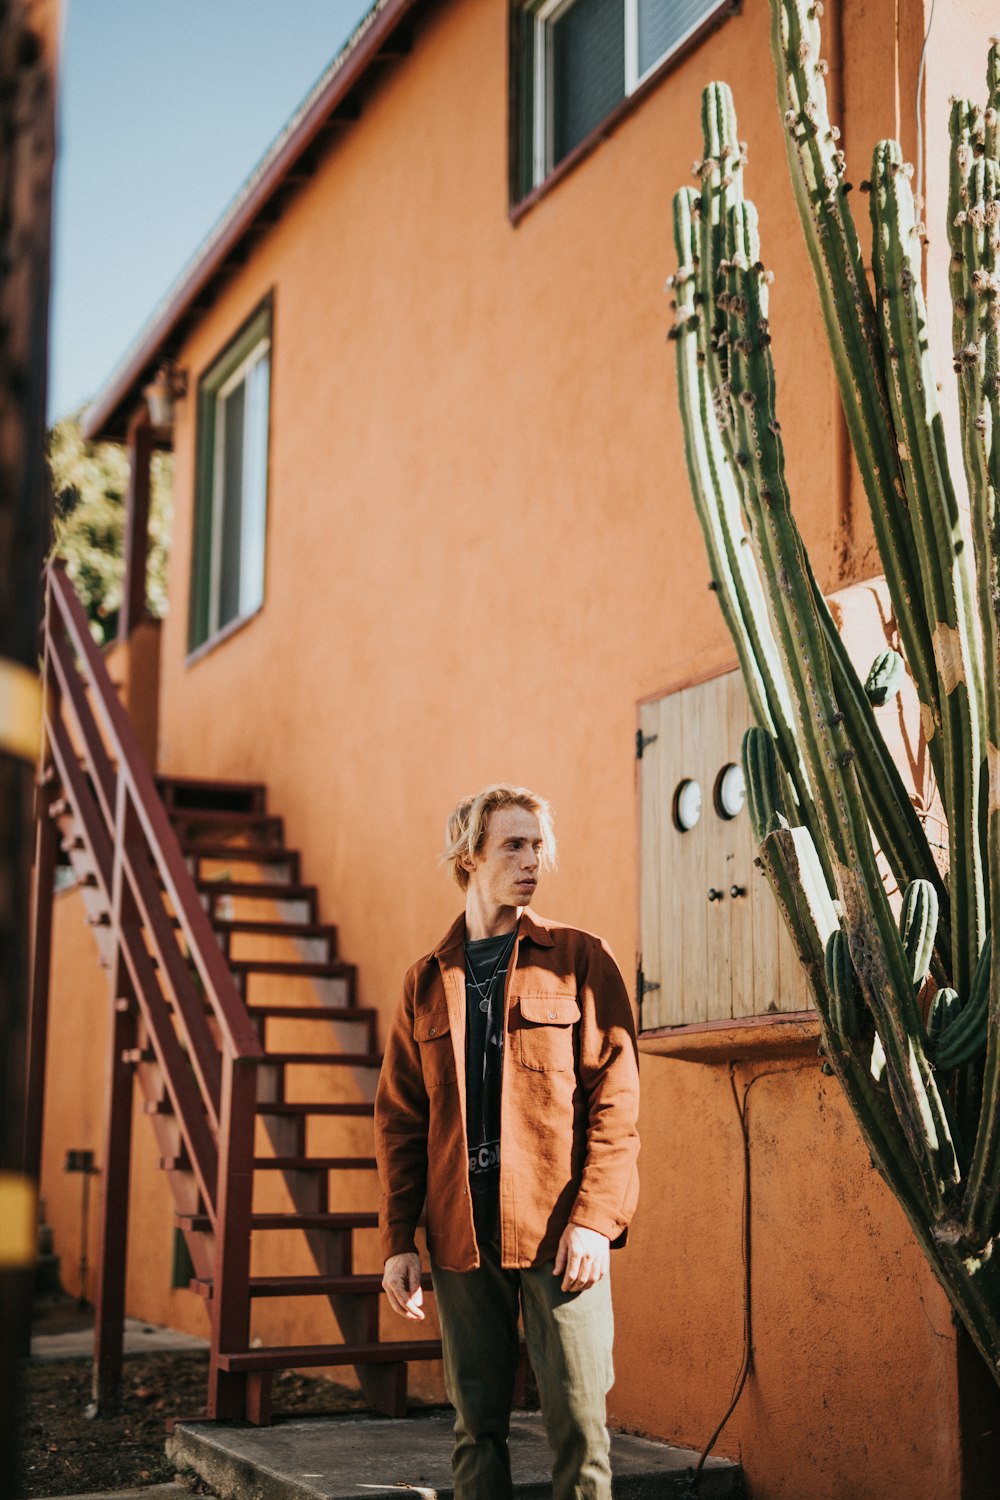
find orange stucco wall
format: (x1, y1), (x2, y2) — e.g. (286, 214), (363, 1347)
(39, 0), (1000, 1494)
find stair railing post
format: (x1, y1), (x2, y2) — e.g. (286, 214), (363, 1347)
(208, 1047), (261, 1421)
(22, 575), (60, 1186)
(90, 772), (139, 1413)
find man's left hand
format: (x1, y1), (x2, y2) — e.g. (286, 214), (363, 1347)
(553, 1223), (610, 1292)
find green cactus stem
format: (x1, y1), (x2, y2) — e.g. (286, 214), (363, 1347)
(769, 0), (939, 753)
(986, 40), (1000, 162)
(669, 16), (1000, 1382)
(899, 880), (939, 986)
(686, 83), (945, 914)
(935, 934), (991, 1071)
(719, 195), (959, 1210)
(870, 138), (985, 996)
(671, 187), (805, 784)
(865, 649), (906, 707)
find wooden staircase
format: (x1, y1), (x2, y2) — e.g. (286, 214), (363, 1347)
(31, 563), (441, 1424)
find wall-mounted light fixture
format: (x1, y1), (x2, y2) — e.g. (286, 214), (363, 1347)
(142, 361), (188, 427)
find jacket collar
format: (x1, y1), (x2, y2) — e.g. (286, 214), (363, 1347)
(432, 905), (556, 959)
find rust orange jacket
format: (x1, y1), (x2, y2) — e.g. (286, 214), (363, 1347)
(374, 907), (640, 1271)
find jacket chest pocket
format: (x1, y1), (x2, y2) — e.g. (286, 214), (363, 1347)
(414, 1009), (455, 1090)
(517, 993), (580, 1072)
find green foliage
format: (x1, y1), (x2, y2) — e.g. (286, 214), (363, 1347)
(48, 412), (172, 644)
(668, 0), (1000, 1386)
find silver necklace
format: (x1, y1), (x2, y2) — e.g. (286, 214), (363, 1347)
(466, 933), (515, 1012)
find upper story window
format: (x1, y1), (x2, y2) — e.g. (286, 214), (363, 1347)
(511, 0), (735, 205)
(189, 303), (272, 654)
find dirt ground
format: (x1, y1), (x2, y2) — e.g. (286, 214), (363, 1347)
(21, 1299), (371, 1498)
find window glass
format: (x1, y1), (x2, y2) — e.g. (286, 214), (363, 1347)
(551, 0), (625, 162)
(637, 0), (709, 79)
(189, 306), (271, 652)
(514, 0), (728, 202)
(239, 353), (270, 619)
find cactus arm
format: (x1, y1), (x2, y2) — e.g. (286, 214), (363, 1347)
(957, 137), (1000, 1239)
(767, 0), (939, 749)
(757, 827), (931, 1223)
(721, 198), (959, 1209)
(899, 880), (939, 985)
(698, 83), (745, 406)
(699, 80), (945, 916)
(986, 41), (1000, 163)
(672, 185), (806, 760)
(870, 139), (985, 998)
(675, 151), (826, 858)
(948, 100), (983, 515)
(809, 562), (951, 929)
(935, 933), (991, 1071)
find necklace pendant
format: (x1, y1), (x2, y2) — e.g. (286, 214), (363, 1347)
(479, 998), (489, 1013)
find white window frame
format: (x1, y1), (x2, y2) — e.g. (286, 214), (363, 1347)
(207, 335), (271, 639)
(525, 0), (723, 191)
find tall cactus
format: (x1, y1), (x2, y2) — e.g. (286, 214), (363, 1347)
(667, 0), (1000, 1384)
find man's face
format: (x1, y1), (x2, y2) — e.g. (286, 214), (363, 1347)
(465, 805), (543, 909)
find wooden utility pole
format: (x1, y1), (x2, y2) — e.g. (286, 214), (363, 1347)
(0, 1), (57, 1495)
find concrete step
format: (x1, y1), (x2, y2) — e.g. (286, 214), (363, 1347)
(167, 1410), (740, 1499)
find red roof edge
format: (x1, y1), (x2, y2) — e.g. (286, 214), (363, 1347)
(82, 0), (424, 444)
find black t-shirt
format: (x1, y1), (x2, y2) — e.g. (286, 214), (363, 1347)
(464, 929), (516, 1243)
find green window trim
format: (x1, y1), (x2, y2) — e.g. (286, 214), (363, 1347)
(510, 0), (738, 208)
(189, 301), (273, 655)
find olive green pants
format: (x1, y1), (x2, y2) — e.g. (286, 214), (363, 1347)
(431, 1240), (614, 1500)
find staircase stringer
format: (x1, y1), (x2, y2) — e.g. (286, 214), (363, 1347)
(34, 562), (263, 1421)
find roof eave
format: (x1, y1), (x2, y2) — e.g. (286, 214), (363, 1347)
(82, 0), (423, 444)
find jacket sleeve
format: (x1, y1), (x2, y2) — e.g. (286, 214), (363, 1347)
(569, 936), (640, 1242)
(375, 969), (430, 1261)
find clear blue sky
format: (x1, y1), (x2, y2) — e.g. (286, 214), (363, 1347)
(50, 0), (373, 422)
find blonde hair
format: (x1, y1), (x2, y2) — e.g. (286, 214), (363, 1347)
(442, 784), (557, 890)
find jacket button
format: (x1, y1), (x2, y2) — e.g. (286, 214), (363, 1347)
(548, 1010), (556, 1020)
(429, 1026), (437, 1036)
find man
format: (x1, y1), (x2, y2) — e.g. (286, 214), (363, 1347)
(375, 784), (640, 1500)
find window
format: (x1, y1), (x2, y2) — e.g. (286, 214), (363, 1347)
(512, 0), (733, 202)
(189, 303), (272, 652)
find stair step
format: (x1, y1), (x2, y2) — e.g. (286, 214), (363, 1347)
(156, 773), (267, 799)
(215, 919), (338, 942)
(183, 842), (296, 865)
(230, 959), (356, 978)
(260, 1052), (382, 1068)
(255, 1101), (375, 1116)
(146, 1097), (376, 1119)
(254, 1156), (377, 1170)
(246, 1004), (374, 1022)
(195, 878), (317, 902)
(194, 1272), (431, 1298)
(216, 1340), (443, 1372)
(169, 808), (281, 832)
(176, 1210), (379, 1233)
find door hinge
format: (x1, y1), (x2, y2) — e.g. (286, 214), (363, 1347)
(636, 966), (660, 1019)
(636, 729), (658, 760)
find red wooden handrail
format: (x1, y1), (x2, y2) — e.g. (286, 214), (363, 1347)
(46, 563), (262, 1062)
(40, 560), (264, 1419)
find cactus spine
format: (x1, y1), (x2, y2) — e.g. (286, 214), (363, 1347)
(668, 3), (1000, 1385)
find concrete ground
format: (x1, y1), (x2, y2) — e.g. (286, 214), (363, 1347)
(29, 1488), (198, 1500)
(167, 1410), (739, 1499)
(30, 1317), (210, 1363)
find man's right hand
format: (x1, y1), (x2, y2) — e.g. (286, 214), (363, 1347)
(382, 1251), (425, 1320)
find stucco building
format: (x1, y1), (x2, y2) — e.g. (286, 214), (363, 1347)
(32, 0), (1000, 1494)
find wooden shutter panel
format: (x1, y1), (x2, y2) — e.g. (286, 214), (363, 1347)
(638, 671), (809, 1030)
